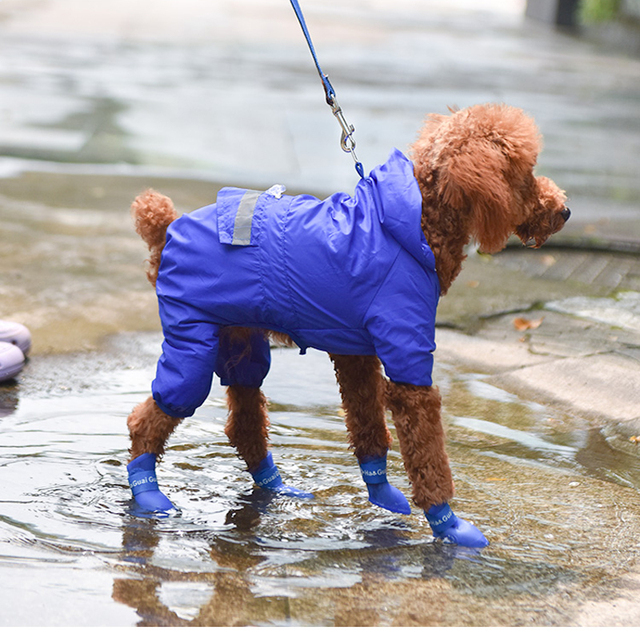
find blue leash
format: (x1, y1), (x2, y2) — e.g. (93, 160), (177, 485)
(289, 0), (365, 179)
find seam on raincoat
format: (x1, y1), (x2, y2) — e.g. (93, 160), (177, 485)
(363, 247), (438, 386)
(280, 200), (302, 332)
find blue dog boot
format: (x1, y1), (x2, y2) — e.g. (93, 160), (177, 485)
(359, 454), (411, 515)
(250, 452), (314, 499)
(127, 452), (175, 513)
(425, 503), (489, 548)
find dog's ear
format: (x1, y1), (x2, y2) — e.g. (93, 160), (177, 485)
(436, 105), (543, 253)
(438, 140), (516, 253)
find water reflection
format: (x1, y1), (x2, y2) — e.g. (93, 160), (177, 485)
(451, 372), (640, 491)
(111, 501), (580, 626)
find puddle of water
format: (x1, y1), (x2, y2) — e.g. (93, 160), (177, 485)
(2, 337), (640, 625)
(449, 372), (640, 491)
(452, 415), (576, 456)
(0, 343), (430, 624)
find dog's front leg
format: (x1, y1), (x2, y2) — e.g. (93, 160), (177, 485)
(386, 382), (488, 547)
(126, 395), (182, 513)
(385, 383), (453, 507)
(331, 354), (410, 514)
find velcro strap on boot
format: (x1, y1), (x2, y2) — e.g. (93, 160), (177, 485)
(129, 469), (160, 496)
(359, 455), (387, 485)
(251, 453), (283, 489)
(425, 502), (458, 534)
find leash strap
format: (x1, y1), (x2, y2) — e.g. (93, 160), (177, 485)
(289, 0), (335, 104)
(289, 0), (365, 179)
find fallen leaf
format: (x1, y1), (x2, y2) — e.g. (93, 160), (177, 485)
(513, 316), (544, 331)
(630, 436), (640, 445)
(466, 280), (480, 288)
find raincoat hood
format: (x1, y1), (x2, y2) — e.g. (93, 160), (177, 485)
(367, 148), (435, 272)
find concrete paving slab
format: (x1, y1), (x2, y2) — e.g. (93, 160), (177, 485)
(490, 353), (640, 423)
(435, 328), (553, 373)
(437, 322), (640, 426)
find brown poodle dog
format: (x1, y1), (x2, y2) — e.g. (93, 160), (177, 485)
(126, 103), (569, 547)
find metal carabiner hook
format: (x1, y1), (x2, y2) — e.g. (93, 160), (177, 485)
(330, 97), (356, 152)
(340, 126), (356, 153)
(327, 89), (365, 178)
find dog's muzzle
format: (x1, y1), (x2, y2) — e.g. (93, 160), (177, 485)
(561, 207), (571, 222)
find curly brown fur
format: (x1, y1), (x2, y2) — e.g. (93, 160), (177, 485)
(127, 396), (182, 461)
(386, 383), (454, 508)
(331, 354), (393, 460)
(131, 189), (178, 286)
(410, 103), (568, 294)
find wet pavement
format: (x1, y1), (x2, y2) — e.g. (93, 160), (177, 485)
(2, 0), (640, 627)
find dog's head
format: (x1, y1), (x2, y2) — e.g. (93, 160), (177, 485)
(515, 175), (571, 248)
(410, 103), (569, 253)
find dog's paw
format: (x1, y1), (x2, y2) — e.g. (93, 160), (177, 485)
(425, 503), (489, 548)
(359, 454), (411, 514)
(127, 452), (176, 514)
(433, 517), (489, 548)
(132, 488), (175, 514)
(366, 482), (411, 515)
(251, 452), (314, 500)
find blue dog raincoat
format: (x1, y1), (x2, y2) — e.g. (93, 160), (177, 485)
(152, 149), (440, 418)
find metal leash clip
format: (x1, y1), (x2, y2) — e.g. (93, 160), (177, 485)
(328, 92), (364, 178)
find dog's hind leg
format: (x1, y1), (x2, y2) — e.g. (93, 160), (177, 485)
(225, 385), (313, 499)
(126, 396), (182, 513)
(386, 383), (488, 547)
(330, 354), (391, 458)
(225, 385), (271, 471)
(128, 396), (182, 461)
(331, 354), (411, 514)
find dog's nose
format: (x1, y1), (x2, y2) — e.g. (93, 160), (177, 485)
(561, 207), (571, 222)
